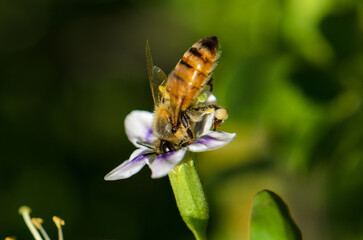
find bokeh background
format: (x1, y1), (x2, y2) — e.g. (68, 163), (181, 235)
(1, 0), (362, 239)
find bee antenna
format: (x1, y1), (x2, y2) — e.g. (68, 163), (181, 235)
(143, 152), (156, 156)
(136, 141), (154, 149)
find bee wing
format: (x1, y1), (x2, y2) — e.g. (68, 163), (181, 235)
(146, 40), (167, 105)
(153, 66), (167, 100)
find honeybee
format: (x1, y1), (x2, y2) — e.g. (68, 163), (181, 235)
(146, 36), (228, 154)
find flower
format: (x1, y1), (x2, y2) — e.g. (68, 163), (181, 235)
(18, 206), (65, 240)
(104, 95), (236, 180)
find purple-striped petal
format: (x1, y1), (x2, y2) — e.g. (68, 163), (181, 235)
(147, 148), (187, 178)
(104, 149), (153, 180)
(187, 131), (236, 152)
(125, 110), (156, 147)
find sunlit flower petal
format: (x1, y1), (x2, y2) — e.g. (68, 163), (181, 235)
(125, 110), (156, 147)
(104, 148), (153, 180)
(187, 131), (236, 152)
(147, 148), (188, 179)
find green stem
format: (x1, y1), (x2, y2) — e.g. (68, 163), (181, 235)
(168, 153), (209, 240)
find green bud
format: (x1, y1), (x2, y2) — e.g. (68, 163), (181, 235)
(168, 155), (209, 240)
(251, 190), (302, 240)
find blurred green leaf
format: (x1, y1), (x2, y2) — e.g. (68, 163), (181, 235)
(250, 190), (302, 240)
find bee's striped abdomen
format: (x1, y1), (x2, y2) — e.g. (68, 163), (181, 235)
(166, 36), (219, 125)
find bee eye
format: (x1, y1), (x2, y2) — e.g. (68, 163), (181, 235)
(161, 141), (174, 153)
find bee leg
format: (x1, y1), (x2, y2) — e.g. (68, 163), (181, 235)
(172, 124), (179, 133)
(192, 104), (228, 130)
(136, 140), (154, 149)
(192, 104), (218, 111)
(181, 112), (189, 128)
(181, 112), (194, 143)
(212, 119), (223, 130)
(186, 128), (194, 141)
(178, 127), (194, 148)
(206, 77), (213, 92)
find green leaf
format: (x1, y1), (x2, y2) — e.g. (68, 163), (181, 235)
(168, 155), (209, 240)
(250, 190), (302, 240)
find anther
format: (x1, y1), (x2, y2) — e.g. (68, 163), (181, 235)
(32, 218), (51, 240)
(53, 216), (65, 240)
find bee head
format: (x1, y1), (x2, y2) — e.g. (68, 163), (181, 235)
(154, 139), (175, 154)
(153, 107), (176, 141)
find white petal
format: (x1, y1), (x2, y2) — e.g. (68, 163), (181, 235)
(199, 111), (215, 136)
(205, 91), (217, 104)
(193, 91), (218, 136)
(192, 111), (215, 137)
(147, 148), (187, 179)
(124, 110), (156, 147)
(104, 149), (152, 180)
(188, 131), (236, 152)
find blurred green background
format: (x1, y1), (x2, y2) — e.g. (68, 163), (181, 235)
(1, 0), (362, 239)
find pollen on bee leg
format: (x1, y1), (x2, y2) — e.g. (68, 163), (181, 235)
(205, 108), (214, 114)
(158, 86), (166, 93)
(197, 91), (208, 104)
(215, 108), (228, 120)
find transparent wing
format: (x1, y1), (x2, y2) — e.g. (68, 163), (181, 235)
(153, 66), (167, 103)
(146, 40), (167, 105)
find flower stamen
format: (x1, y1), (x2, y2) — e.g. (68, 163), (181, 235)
(18, 206), (43, 240)
(32, 218), (50, 240)
(5, 237), (17, 240)
(53, 216), (65, 240)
